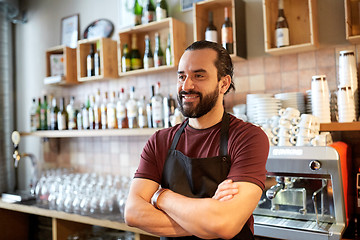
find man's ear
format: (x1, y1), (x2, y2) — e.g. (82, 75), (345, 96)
(219, 75), (231, 94)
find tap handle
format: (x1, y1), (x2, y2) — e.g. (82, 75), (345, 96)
(12, 131), (21, 146)
(266, 182), (285, 200)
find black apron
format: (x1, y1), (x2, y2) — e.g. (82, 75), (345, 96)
(161, 112), (254, 240)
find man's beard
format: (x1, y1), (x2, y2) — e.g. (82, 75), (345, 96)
(177, 85), (219, 118)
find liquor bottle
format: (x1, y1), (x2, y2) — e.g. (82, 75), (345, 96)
(165, 33), (172, 66)
(77, 106), (83, 130)
(94, 41), (101, 76)
(82, 97), (90, 130)
(134, 0), (143, 26)
(30, 98), (37, 132)
(94, 89), (102, 129)
(67, 96), (77, 130)
(151, 82), (164, 128)
(36, 98), (41, 130)
(57, 97), (68, 130)
(143, 34), (154, 69)
(138, 96), (148, 128)
(163, 94), (176, 128)
(101, 92), (108, 129)
(275, 0), (289, 48)
(156, 0), (168, 21)
(88, 95), (96, 130)
(126, 86), (138, 128)
(121, 44), (131, 73)
(154, 32), (164, 67)
(116, 88), (129, 129)
(50, 97), (59, 130)
(205, 11), (218, 43)
(47, 95), (53, 130)
(130, 34), (142, 70)
(40, 95), (48, 130)
(143, 0), (155, 24)
(221, 7), (234, 54)
(87, 44), (95, 77)
(147, 85), (155, 128)
(107, 91), (118, 129)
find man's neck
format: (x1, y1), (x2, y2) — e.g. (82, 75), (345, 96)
(188, 106), (224, 129)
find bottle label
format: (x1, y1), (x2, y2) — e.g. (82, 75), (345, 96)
(58, 114), (66, 130)
(134, 15), (142, 25)
(221, 27), (233, 44)
(122, 58), (131, 72)
(82, 109), (89, 129)
(166, 48), (171, 66)
(138, 115), (147, 128)
(101, 107), (107, 129)
(107, 108), (116, 129)
(152, 101), (164, 127)
(154, 55), (164, 68)
(156, 8), (167, 21)
(89, 109), (95, 128)
(143, 11), (155, 23)
(205, 31), (218, 43)
(131, 58), (142, 70)
(276, 28), (289, 47)
(144, 57), (154, 69)
(87, 56), (94, 71)
(127, 104), (137, 118)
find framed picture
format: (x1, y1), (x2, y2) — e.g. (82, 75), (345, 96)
(181, 0), (203, 12)
(61, 14), (79, 49)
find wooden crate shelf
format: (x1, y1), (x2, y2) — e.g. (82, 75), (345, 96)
(262, 0), (318, 55)
(45, 45), (78, 85)
(118, 18), (186, 77)
(345, 0), (360, 43)
(320, 122), (360, 132)
(193, 0), (247, 61)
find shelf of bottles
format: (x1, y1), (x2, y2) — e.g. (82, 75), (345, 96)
(77, 38), (118, 82)
(44, 45), (78, 86)
(262, 0), (318, 55)
(193, 0), (247, 61)
(118, 17), (186, 77)
(320, 122), (360, 132)
(345, 0), (360, 43)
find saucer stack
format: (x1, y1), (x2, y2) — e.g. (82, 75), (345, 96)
(252, 97), (282, 125)
(274, 92), (306, 114)
(305, 90), (312, 114)
(246, 94), (273, 124)
(311, 75), (331, 123)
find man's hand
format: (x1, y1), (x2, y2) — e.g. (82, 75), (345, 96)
(212, 179), (239, 201)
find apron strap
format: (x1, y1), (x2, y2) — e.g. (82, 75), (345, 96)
(219, 112), (230, 156)
(169, 119), (189, 150)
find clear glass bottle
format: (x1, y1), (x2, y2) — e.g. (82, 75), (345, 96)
(165, 33), (172, 66)
(116, 88), (129, 129)
(221, 7), (234, 54)
(40, 95), (48, 130)
(30, 98), (37, 132)
(107, 91), (118, 129)
(156, 0), (168, 21)
(138, 96), (148, 128)
(82, 97), (90, 130)
(50, 97), (59, 130)
(94, 89), (102, 130)
(147, 85), (155, 128)
(87, 44), (95, 77)
(275, 0), (289, 48)
(151, 82), (164, 128)
(47, 94), (53, 130)
(163, 94), (176, 128)
(143, 34), (154, 69)
(88, 95), (96, 130)
(126, 86), (138, 128)
(154, 32), (164, 67)
(205, 11), (218, 43)
(67, 96), (77, 130)
(94, 41), (101, 76)
(57, 97), (68, 130)
(101, 91), (108, 129)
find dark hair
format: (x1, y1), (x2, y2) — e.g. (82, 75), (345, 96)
(185, 40), (235, 94)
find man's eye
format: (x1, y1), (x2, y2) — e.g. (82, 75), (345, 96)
(178, 75), (185, 81)
(195, 74), (204, 78)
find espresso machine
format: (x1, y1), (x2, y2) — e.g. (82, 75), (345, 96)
(254, 146), (346, 240)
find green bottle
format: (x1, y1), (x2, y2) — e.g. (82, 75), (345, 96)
(165, 33), (172, 66)
(156, 0), (168, 21)
(154, 32), (164, 67)
(134, 0), (143, 26)
(40, 95), (48, 130)
(122, 43), (131, 72)
(130, 34), (142, 70)
(36, 98), (42, 131)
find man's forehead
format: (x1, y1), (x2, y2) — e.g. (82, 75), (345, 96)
(178, 49), (216, 71)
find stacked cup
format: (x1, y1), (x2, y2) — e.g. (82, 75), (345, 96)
(292, 114), (320, 146)
(337, 86), (356, 122)
(311, 75), (331, 123)
(271, 107), (299, 146)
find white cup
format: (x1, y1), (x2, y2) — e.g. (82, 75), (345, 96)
(282, 107), (301, 120)
(277, 136), (296, 146)
(295, 136), (316, 147)
(298, 114), (320, 130)
(277, 127), (292, 137)
(296, 128), (318, 138)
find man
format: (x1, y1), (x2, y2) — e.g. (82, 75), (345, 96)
(125, 40), (269, 240)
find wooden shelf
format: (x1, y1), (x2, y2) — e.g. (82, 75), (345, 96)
(344, 0), (360, 43)
(262, 0), (318, 55)
(320, 122), (360, 132)
(118, 18), (186, 77)
(20, 128), (161, 138)
(193, 0), (247, 60)
(45, 45), (78, 85)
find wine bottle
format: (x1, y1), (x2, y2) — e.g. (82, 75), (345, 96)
(87, 44), (95, 77)
(30, 98), (37, 132)
(36, 98), (41, 131)
(101, 91), (108, 129)
(107, 91), (118, 129)
(143, 34), (154, 69)
(151, 82), (164, 128)
(126, 86), (138, 129)
(67, 96), (77, 130)
(154, 32), (164, 68)
(147, 85), (155, 128)
(94, 41), (101, 76)
(275, 0), (289, 48)
(47, 95), (53, 130)
(221, 7), (234, 54)
(156, 0), (168, 21)
(143, 0), (155, 24)
(88, 95), (96, 130)
(50, 97), (59, 130)
(94, 89), (102, 129)
(205, 11), (218, 43)
(82, 96), (90, 130)
(40, 95), (48, 130)
(138, 96), (148, 128)
(57, 97), (68, 131)
(165, 33), (172, 66)
(116, 88), (129, 129)
(130, 34), (142, 70)
(134, 0), (143, 26)
(121, 43), (131, 72)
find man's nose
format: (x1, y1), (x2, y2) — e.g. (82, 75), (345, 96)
(182, 76), (195, 91)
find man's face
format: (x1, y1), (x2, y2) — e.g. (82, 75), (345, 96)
(176, 49), (221, 118)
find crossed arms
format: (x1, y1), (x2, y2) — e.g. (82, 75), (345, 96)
(124, 178), (262, 239)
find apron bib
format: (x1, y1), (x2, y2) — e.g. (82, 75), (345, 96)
(161, 112), (254, 240)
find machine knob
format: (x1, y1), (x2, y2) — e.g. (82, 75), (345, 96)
(309, 160), (321, 171)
